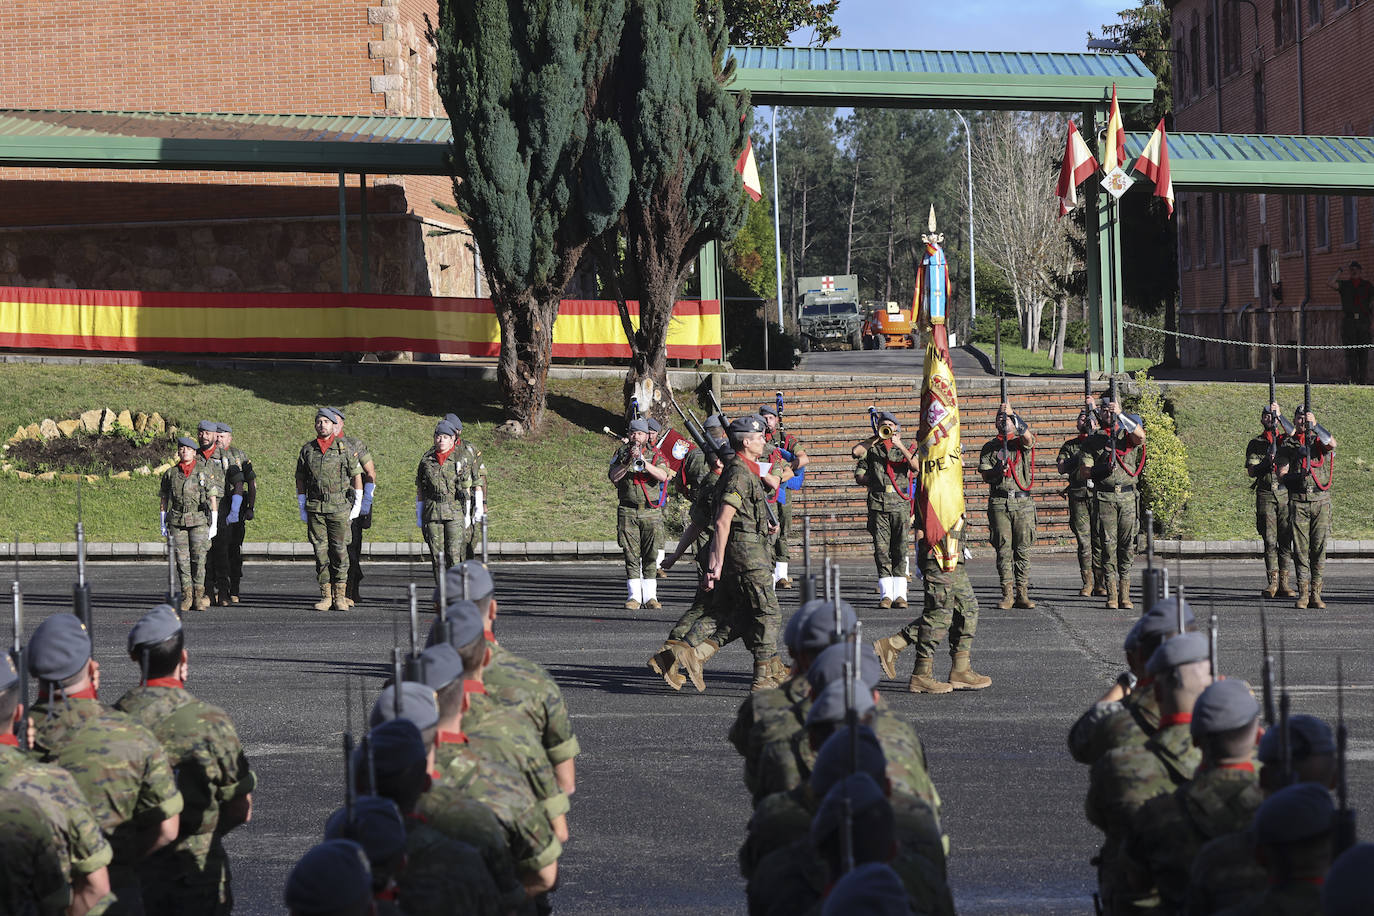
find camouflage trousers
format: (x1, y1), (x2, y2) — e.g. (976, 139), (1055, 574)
(905, 556), (978, 659)
(988, 495), (1036, 587)
(670, 533), (716, 641)
(1095, 491), (1138, 580)
(424, 518), (467, 589)
(1067, 490), (1101, 578)
(617, 506), (664, 578)
(1289, 493), (1331, 585)
(771, 499), (792, 562)
(306, 510), (352, 586)
(1255, 488), (1292, 576)
(171, 524), (211, 594)
(868, 498), (912, 577)
(685, 549), (778, 663)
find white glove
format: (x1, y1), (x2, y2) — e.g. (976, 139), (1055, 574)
(361, 482), (376, 514)
(464, 507), (471, 529)
(227, 494), (242, 524)
(416, 500), (424, 529)
(159, 511), (168, 538)
(349, 489), (364, 520)
(474, 487), (486, 521)
(298, 494), (307, 522)
(208, 517), (218, 540)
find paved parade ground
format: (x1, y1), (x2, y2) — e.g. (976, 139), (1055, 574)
(12, 556), (1374, 915)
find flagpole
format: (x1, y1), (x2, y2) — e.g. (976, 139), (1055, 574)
(771, 106), (785, 328)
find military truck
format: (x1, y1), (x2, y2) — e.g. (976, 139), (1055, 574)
(796, 274), (863, 352)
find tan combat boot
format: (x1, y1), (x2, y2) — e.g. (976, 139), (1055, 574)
(751, 660), (780, 692)
(674, 639), (711, 693)
(1294, 582), (1310, 610)
(997, 583), (1015, 610)
(194, 587), (210, 611)
(1310, 578), (1326, 609)
(332, 583), (349, 611)
(178, 590), (193, 614)
(878, 594), (893, 609)
(1117, 578), (1133, 610)
(948, 651), (992, 690)
(767, 655), (789, 682)
(1078, 569), (1093, 597)
(1014, 585), (1035, 609)
(1277, 569), (1297, 597)
(777, 577), (794, 589)
(1262, 571), (1279, 598)
(647, 645), (685, 691)
(1104, 577), (1119, 610)
(313, 583), (333, 611)
(1091, 567), (1108, 596)
(873, 634), (910, 680)
(908, 656), (953, 694)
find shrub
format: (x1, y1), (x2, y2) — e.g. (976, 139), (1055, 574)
(1128, 370), (1191, 536)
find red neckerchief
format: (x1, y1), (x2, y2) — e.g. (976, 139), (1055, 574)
(436, 446), (455, 466)
(405, 812), (428, 826)
(199, 444), (217, 460)
(463, 680), (486, 696)
(375, 886), (400, 902)
(429, 769), (442, 782)
(0, 733), (17, 747)
(483, 630), (496, 643)
(1206, 761), (1256, 773)
(1159, 712), (1193, 727)
(178, 460), (196, 477)
(144, 677), (184, 689)
(315, 434), (336, 453)
(438, 730), (469, 745)
(41, 685), (97, 702)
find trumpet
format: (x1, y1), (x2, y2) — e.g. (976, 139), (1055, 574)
(877, 421), (896, 440)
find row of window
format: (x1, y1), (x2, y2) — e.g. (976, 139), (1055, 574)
(1177, 193), (1361, 270)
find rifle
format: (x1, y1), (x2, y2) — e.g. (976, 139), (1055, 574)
(831, 565), (843, 644)
(997, 375), (1010, 470)
(10, 537), (28, 750)
(392, 648), (405, 718)
(480, 516), (489, 565)
(1335, 655), (1358, 853)
(1141, 509), (1162, 614)
(705, 390), (727, 429)
(404, 583), (422, 682)
(672, 389), (777, 528)
(1207, 613), (1218, 680)
(1260, 605), (1276, 727)
(73, 481), (92, 638)
(343, 677), (356, 830)
(839, 604), (860, 876)
(800, 516), (815, 604)
(1278, 630), (1292, 787)
(165, 532), (181, 611)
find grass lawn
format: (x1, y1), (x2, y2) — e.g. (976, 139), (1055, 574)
(985, 342), (1154, 377)
(1168, 382), (1374, 540)
(0, 364), (627, 544)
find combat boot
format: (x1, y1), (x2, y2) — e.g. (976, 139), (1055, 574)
(1104, 577), (1119, 610)
(194, 588), (210, 611)
(1310, 578), (1326, 609)
(1014, 585), (1035, 609)
(1277, 569), (1296, 597)
(1117, 578), (1133, 610)
(948, 651), (992, 690)
(313, 583), (333, 612)
(1091, 567), (1108, 596)
(997, 582), (1014, 610)
(647, 645), (685, 691)
(178, 590), (193, 613)
(751, 660), (780, 692)
(1078, 569), (1093, 597)
(1262, 571), (1279, 598)
(873, 633), (910, 680)
(767, 655), (789, 682)
(332, 583), (349, 611)
(1294, 582), (1310, 610)
(907, 656), (953, 694)
(673, 639), (708, 693)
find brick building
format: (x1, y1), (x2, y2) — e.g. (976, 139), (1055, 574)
(0, 1), (481, 301)
(1167, 0), (1372, 379)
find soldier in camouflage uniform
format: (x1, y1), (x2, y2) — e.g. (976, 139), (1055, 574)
(1124, 679), (1263, 913)
(0, 653), (112, 914)
(1245, 400), (1296, 599)
(330, 408), (378, 607)
(296, 408), (365, 612)
(160, 435), (221, 613)
(446, 414), (488, 561)
(214, 423), (255, 604)
(0, 786), (70, 916)
(608, 418), (671, 610)
(196, 421), (240, 607)
(416, 418), (469, 590)
(1086, 632), (1210, 915)
(1209, 783), (1336, 916)
(323, 795), (408, 915)
(114, 605), (256, 915)
(979, 399), (1037, 609)
(283, 838), (374, 916)
(1278, 405), (1336, 609)
(27, 613), (184, 916)
(853, 411), (915, 609)
(1084, 390), (1147, 610)
(1058, 408), (1105, 596)
(760, 403), (808, 589)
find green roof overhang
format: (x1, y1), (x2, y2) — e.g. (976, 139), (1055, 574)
(1137, 131), (1374, 194)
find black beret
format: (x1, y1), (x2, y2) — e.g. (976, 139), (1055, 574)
(810, 771), (887, 846)
(811, 725), (887, 799)
(176, 436), (198, 449)
(727, 415), (765, 436)
(1254, 782), (1335, 844)
(324, 795), (408, 866)
(821, 862), (909, 916)
(806, 641), (882, 693)
(805, 679), (875, 727)
(1257, 714), (1336, 764)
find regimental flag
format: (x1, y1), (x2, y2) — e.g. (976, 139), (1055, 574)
(912, 218), (950, 357)
(736, 135), (763, 202)
(915, 329), (965, 572)
(1104, 83), (1126, 173)
(656, 428), (695, 494)
(1056, 120), (1099, 217)
(1131, 118), (1175, 216)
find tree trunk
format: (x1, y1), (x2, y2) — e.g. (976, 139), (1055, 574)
(492, 289), (558, 435)
(1053, 298), (1069, 369)
(1026, 297), (1046, 352)
(844, 155), (860, 275)
(799, 184), (810, 281)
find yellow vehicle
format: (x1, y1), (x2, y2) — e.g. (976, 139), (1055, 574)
(862, 301), (914, 350)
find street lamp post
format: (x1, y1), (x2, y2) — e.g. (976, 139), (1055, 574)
(952, 110), (976, 334)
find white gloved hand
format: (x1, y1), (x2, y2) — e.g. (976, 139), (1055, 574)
(226, 494), (242, 524)
(349, 489), (364, 520)
(159, 511), (168, 538)
(298, 494), (308, 522)
(474, 487), (486, 521)
(361, 482), (376, 514)
(416, 500), (424, 529)
(208, 517), (218, 540)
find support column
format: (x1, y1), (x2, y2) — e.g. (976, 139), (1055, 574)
(699, 240), (725, 362)
(1083, 104), (1124, 374)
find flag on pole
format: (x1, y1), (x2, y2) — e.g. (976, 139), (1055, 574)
(912, 207), (950, 354)
(1131, 117), (1175, 216)
(1104, 83), (1126, 173)
(735, 136), (763, 202)
(1056, 120), (1099, 217)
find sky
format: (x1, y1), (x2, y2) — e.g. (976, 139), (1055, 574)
(796, 0), (1131, 53)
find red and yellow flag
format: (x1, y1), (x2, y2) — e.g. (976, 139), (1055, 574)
(1132, 118), (1175, 216)
(1104, 83), (1126, 173)
(914, 235), (964, 570)
(1056, 120), (1099, 217)
(735, 136), (763, 202)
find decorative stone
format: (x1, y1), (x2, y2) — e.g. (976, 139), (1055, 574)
(57, 419), (80, 437)
(135, 466), (152, 476)
(15, 471), (32, 480)
(24, 424), (40, 440)
(85, 475), (99, 483)
(11, 425), (24, 441)
(99, 408), (116, 434)
(59, 473), (82, 482)
(116, 409), (133, 430)
(111, 471), (132, 480)
(147, 413), (165, 434)
(153, 463), (173, 474)
(80, 409), (101, 433)
(39, 418), (59, 439)
(133, 412), (149, 433)
(35, 471), (55, 481)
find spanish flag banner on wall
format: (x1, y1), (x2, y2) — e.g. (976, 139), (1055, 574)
(0, 286), (722, 360)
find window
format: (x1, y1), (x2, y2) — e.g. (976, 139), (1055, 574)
(1190, 15), (1202, 98)
(1282, 196), (1306, 253)
(1212, 195), (1224, 263)
(1229, 195), (1248, 261)
(1343, 196), (1358, 245)
(1196, 197), (1208, 266)
(1254, 70), (1267, 133)
(1309, 0), (1322, 27)
(1205, 13), (1217, 87)
(1180, 199), (1192, 270)
(1274, 0), (1295, 47)
(1315, 197), (1330, 249)
(1221, 4), (1242, 75)
(1175, 36), (1188, 101)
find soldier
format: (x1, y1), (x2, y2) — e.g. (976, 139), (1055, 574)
(0, 787), (70, 916)
(1278, 404), (1336, 609)
(160, 434), (221, 612)
(1208, 784), (1336, 915)
(0, 653), (112, 915)
(1058, 408), (1105, 596)
(329, 408), (377, 607)
(1246, 400), (1296, 599)
(608, 418), (671, 610)
(114, 604), (256, 914)
(1323, 842), (1374, 916)
(645, 415), (671, 579)
(416, 418), (468, 589)
(282, 838), (374, 916)
(821, 862), (914, 916)
(323, 796), (408, 915)
(1125, 677), (1264, 911)
(215, 423), (255, 604)
(872, 514), (989, 694)
(760, 403), (808, 589)
(1086, 632), (1210, 914)
(853, 411), (914, 609)
(979, 398), (1037, 609)
(27, 613), (184, 915)
(1084, 387), (1147, 610)
(296, 408), (364, 612)
(445, 413), (488, 561)
(196, 420), (238, 607)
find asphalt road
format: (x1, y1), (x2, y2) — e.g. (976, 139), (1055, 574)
(10, 556), (1373, 915)
(798, 342), (987, 377)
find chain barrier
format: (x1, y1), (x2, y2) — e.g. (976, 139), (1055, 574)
(1122, 321), (1374, 350)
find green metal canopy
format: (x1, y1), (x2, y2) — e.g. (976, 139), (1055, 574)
(727, 46), (1156, 110)
(1130, 130), (1374, 193)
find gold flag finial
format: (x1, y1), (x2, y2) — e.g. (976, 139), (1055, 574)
(922, 205), (944, 246)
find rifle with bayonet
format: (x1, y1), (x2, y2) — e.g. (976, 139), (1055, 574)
(404, 583), (423, 681)
(1335, 656), (1358, 853)
(1141, 509), (1162, 614)
(11, 538), (27, 750)
(1207, 613), (1218, 679)
(800, 516), (815, 604)
(343, 677), (357, 833)
(839, 563), (857, 875)
(73, 481), (92, 638)
(997, 375), (1011, 472)
(1264, 372), (1293, 480)
(681, 391), (778, 528)
(1260, 606), (1276, 727)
